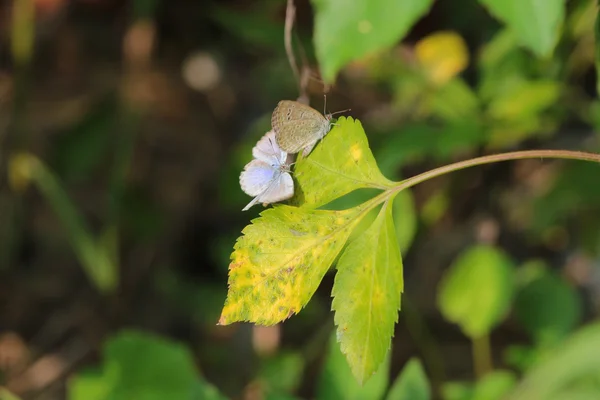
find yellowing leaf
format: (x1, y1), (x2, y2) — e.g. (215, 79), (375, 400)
(219, 204), (369, 326)
(332, 199), (403, 383)
(293, 117), (394, 209)
(437, 245), (515, 338)
(415, 31), (469, 85)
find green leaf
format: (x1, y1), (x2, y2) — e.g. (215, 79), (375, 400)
(441, 371), (516, 400)
(478, 0), (566, 57)
(190, 380), (229, 400)
(504, 344), (545, 373)
(68, 330), (209, 400)
(325, 189), (383, 243)
(441, 382), (473, 400)
(487, 80), (560, 122)
(531, 162), (600, 233)
(508, 322), (600, 400)
(105, 331), (199, 399)
(429, 79), (480, 122)
(437, 245), (515, 338)
(259, 353), (305, 395)
(332, 199), (403, 383)
(69, 369), (113, 400)
(514, 261), (582, 345)
(219, 203), (369, 325)
(326, 188), (416, 253)
(293, 117), (393, 209)
(312, 0), (435, 82)
(387, 358), (431, 400)
(472, 370), (517, 400)
(265, 394), (302, 400)
(548, 389), (600, 400)
(0, 389), (22, 400)
(317, 333), (390, 400)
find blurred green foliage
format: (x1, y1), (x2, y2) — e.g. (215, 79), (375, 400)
(317, 333), (390, 399)
(438, 246), (516, 339)
(68, 331), (225, 400)
(387, 358), (431, 400)
(5, 0), (600, 398)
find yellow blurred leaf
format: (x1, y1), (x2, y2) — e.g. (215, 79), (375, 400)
(11, 0), (35, 65)
(415, 31), (469, 85)
(0, 388), (22, 400)
(8, 152), (38, 193)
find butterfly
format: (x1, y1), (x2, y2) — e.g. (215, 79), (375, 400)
(271, 100), (333, 157)
(240, 130), (294, 211)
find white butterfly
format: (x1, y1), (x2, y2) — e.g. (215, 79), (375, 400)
(240, 130), (294, 211)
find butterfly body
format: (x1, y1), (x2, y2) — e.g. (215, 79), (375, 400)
(272, 100), (332, 156)
(240, 131), (294, 211)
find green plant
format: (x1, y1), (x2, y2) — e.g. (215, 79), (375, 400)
(219, 0), (600, 392)
(68, 330), (225, 400)
(219, 116), (600, 384)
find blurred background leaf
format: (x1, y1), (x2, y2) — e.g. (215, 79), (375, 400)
(317, 333), (390, 400)
(68, 330), (225, 400)
(478, 0), (565, 57)
(437, 245), (516, 338)
(514, 260), (583, 346)
(386, 358), (431, 400)
(313, 0), (435, 81)
(2, 0), (600, 398)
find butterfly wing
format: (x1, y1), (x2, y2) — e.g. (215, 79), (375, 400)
(240, 159), (276, 197)
(242, 170), (294, 211)
(257, 171), (294, 204)
(272, 100), (330, 154)
(252, 130), (287, 165)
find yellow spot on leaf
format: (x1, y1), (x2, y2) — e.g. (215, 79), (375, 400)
(336, 217), (347, 225)
(350, 144), (362, 162)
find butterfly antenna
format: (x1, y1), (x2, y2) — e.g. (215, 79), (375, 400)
(323, 94), (327, 115)
(330, 108), (351, 116)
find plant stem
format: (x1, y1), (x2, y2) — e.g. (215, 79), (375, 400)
(391, 150), (600, 194)
(28, 156), (117, 292)
(472, 334), (492, 379)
